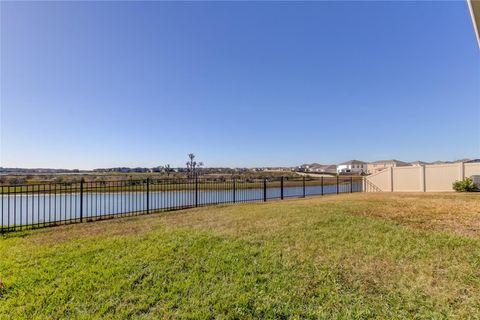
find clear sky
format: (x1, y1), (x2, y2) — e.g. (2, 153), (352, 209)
(1, 1), (479, 169)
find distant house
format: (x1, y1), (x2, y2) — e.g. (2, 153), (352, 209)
(299, 163), (337, 174)
(310, 164), (337, 174)
(367, 160), (409, 174)
(454, 158), (473, 163)
(410, 161), (430, 166)
(430, 161), (447, 165)
(429, 159), (472, 165)
(336, 160), (367, 174)
(465, 159), (480, 163)
(298, 163), (321, 172)
(318, 164), (338, 174)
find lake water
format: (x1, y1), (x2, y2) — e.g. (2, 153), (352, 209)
(1, 182), (362, 228)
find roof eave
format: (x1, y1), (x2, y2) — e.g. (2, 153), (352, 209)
(468, 0), (480, 48)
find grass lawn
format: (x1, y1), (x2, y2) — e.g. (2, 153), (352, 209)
(1, 193), (480, 319)
(0, 178), (349, 194)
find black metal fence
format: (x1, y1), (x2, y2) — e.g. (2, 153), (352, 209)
(0, 176), (364, 233)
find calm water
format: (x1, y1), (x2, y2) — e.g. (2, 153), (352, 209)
(1, 183), (362, 227)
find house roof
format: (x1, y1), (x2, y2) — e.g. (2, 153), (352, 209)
(302, 163), (336, 169)
(410, 161), (430, 165)
(338, 160), (366, 165)
(370, 159), (409, 165)
(468, 0), (480, 48)
(300, 163), (319, 168)
(431, 159), (472, 164)
(465, 159), (480, 163)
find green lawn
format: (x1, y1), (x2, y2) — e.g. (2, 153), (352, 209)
(0, 178), (350, 194)
(1, 193), (480, 319)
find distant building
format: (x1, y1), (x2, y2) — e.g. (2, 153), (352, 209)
(299, 163), (337, 174)
(454, 158), (473, 163)
(410, 161), (430, 166)
(317, 164), (337, 174)
(367, 160), (409, 174)
(336, 160), (367, 174)
(435, 159), (472, 164)
(465, 159), (480, 163)
(298, 163), (321, 172)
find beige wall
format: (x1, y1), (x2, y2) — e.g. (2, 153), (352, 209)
(465, 162), (480, 177)
(393, 166), (423, 192)
(425, 163), (462, 192)
(364, 168), (391, 192)
(365, 162), (480, 192)
(367, 162), (409, 174)
(367, 163), (389, 174)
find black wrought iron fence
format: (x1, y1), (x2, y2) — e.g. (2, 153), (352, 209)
(0, 176), (364, 233)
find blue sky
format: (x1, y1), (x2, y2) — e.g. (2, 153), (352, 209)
(1, 1), (479, 169)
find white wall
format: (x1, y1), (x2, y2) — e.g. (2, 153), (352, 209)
(337, 164), (366, 174)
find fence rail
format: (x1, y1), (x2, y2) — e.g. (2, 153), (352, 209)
(0, 176), (363, 233)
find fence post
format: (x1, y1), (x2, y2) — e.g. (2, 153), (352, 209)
(302, 176), (306, 198)
(350, 176), (353, 193)
(280, 177), (284, 200)
(80, 179), (84, 223)
(233, 178), (236, 203)
(195, 177), (198, 207)
(263, 179), (267, 202)
(146, 178), (150, 214)
(336, 175), (339, 194)
(321, 176), (324, 195)
(421, 165), (426, 192)
(389, 167), (394, 192)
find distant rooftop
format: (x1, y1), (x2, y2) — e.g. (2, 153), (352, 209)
(410, 161), (430, 165)
(370, 159), (409, 165)
(465, 159), (480, 163)
(468, 0), (480, 48)
(339, 160), (367, 165)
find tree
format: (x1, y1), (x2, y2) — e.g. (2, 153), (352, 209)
(164, 164), (171, 177)
(186, 153), (203, 178)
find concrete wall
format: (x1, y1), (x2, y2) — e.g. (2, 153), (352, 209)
(364, 169), (392, 192)
(365, 162), (480, 192)
(367, 161), (409, 174)
(393, 166), (423, 192)
(425, 163), (462, 192)
(465, 162), (480, 177)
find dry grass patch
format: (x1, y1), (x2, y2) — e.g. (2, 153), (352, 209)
(339, 193), (480, 238)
